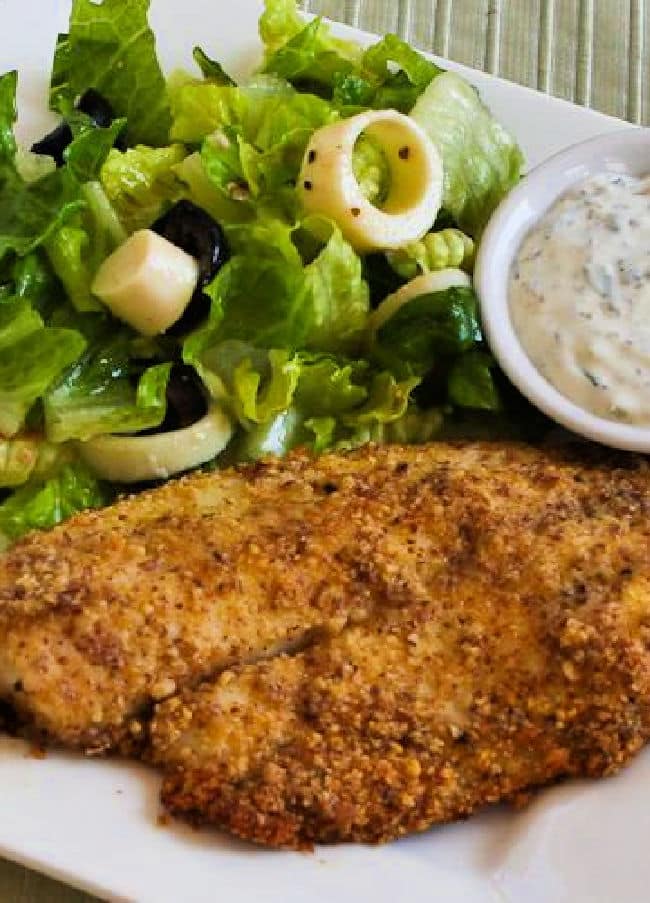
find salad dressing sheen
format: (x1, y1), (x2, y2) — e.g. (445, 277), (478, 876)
(509, 172), (650, 425)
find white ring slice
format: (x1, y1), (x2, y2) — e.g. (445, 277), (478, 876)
(78, 404), (234, 483)
(368, 267), (471, 334)
(298, 110), (443, 253)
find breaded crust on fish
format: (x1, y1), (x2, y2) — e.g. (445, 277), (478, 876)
(1, 442), (649, 770)
(150, 443), (650, 847)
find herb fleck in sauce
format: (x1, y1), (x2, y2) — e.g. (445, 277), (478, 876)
(510, 172), (650, 425)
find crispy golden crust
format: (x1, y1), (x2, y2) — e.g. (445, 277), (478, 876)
(1, 441), (648, 767)
(150, 443), (650, 847)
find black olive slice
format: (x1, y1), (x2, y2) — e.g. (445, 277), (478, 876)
(30, 122), (73, 168)
(165, 289), (212, 337)
(151, 200), (230, 288)
(139, 364), (208, 436)
(77, 88), (114, 128)
(31, 88), (123, 166)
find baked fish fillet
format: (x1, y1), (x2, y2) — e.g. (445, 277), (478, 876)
(1, 442), (649, 761)
(150, 445), (650, 848)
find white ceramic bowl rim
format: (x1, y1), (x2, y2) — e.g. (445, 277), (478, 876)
(474, 126), (650, 453)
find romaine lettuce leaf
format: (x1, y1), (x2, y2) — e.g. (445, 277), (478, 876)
(0, 326), (87, 436)
(301, 219), (369, 353)
(333, 35), (441, 113)
(100, 144), (187, 233)
(0, 436), (73, 489)
(259, 3), (437, 110)
(0, 462), (109, 549)
(259, 0), (307, 53)
(372, 286), (482, 378)
(197, 219), (311, 350)
(411, 72), (525, 236)
(11, 252), (64, 318)
(0, 297), (42, 350)
(184, 339), (301, 426)
(45, 182), (125, 313)
(172, 77), (335, 219)
(0, 167), (85, 262)
(52, 0), (171, 147)
(44, 331), (171, 442)
(262, 18), (358, 89)
(190, 216), (369, 358)
(174, 152), (251, 224)
(447, 350), (500, 410)
(0, 70), (17, 164)
(192, 47), (236, 87)
(64, 118), (127, 184)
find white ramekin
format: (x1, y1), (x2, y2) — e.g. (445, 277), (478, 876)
(474, 128), (650, 452)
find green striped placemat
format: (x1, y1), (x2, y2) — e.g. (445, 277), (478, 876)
(304, 0), (649, 124)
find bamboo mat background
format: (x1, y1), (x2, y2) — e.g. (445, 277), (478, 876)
(2, 1), (648, 901)
(305, 0), (649, 123)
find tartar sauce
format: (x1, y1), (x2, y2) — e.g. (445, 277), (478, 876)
(509, 172), (650, 425)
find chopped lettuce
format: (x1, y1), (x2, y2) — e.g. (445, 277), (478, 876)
(447, 350), (500, 410)
(172, 77), (336, 219)
(259, 0), (308, 53)
(215, 351), (417, 461)
(192, 47), (236, 86)
(44, 330), (171, 442)
(301, 219), (370, 353)
(334, 35), (441, 112)
(372, 286), (482, 378)
(64, 119), (127, 183)
(51, 0), (171, 147)
(262, 18), (359, 90)
(0, 325), (87, 436)
(0, 165), (85, 262)
(0, 436), (73, 489)
(0, 296), (42, 349)
(0, 462), (110, 549)
(260, 2), (438, 111)
(45, 182), (126, 312)
(0, 70), (17, 164)
(100, 144), (187, 233)
(187, 216), (369, 358)
(411, 72), (525, 236)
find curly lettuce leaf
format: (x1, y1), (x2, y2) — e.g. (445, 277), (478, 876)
(411, 71), (525, 236)
(100, 144), (187, 233)
(52, 0), (171, 147)
(44, 330), (171, 442)
(0, 462), (109, 549)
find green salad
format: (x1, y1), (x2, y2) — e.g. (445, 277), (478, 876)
(0, 0), (536, 548)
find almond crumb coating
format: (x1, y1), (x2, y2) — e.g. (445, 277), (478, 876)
(150, 445), (650, 847)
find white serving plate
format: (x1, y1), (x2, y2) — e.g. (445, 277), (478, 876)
(0, 3), (647, 901)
